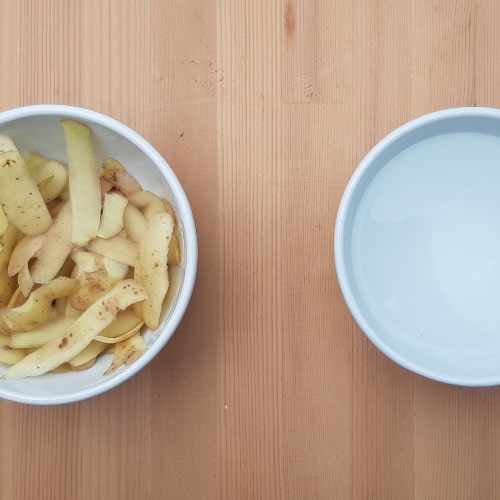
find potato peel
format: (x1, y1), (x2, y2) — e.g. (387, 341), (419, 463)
(2, 277), (77, 332)
(7, 234), (43, 277)
(3, 279), (147, 379)
(0, 135), (52, 236)
(87, 236), (138, 267)
(96, 192), (128, 238)
(104, 331), (147, 375)
(61, 120), (101, 246)
(30, 201), (73, 284)
(9, 318), (76, 349)
(134, 212), (174, 330)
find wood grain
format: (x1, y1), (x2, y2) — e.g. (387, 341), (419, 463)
(0, 0), (500, 498)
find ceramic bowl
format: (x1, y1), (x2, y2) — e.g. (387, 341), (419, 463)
(335, 107), (500, 386)
(0, 105), (197, 403)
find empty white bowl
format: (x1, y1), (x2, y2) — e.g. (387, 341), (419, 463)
(335, 107), (500, 386)
(0, 105), (197, 404)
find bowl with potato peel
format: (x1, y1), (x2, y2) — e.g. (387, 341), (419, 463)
(335, 107), (500, 386)
(0, 104), (197, 404)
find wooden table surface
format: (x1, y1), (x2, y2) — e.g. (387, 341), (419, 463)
(1, 1), (500, 499)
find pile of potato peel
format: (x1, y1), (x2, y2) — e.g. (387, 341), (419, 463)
(0, 120), (180, 379)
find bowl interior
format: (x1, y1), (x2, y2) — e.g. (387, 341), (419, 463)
(0, 107), (193, 403)
(336, 109), (500, 385)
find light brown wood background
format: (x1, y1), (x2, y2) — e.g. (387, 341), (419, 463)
(1, 0), (500, 499)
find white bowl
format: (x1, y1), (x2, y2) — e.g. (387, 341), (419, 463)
(335, 107), (500, 386)
(0, 105), (197, 404)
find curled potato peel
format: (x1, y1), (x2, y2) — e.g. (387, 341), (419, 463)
(61, 120), (101, 246)
(2, 277), (77, 332)
(134, 212), (174, 330)
(3, 279), (147, 379)
(0, 121), (181, 378)
(0, 135), (52, 236)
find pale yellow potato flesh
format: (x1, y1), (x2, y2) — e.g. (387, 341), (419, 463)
(134, 212), (174, 330)
(162, 199), (177, 226)
(0, 267), (15, 306)
(7, 234), (43, 277)
(168, 234), (181, 266)
(123, 203), (147, 242)
(95, 310), (144, 344)
(33, 160), (69, 203)
(71, 250), (103, 275)
(64, 300), (82, 319)
(101, 158), (141, 194)
(7, 287), (24, 309)
(127, 190), (159, 209)
(70, 269), (121, 311)
(3, 279), (147, 379)
(0, 334), (26, 365)
(102, 157), (124, 172)
(87, 236), (138, 267)
(17, 264), (34, 297)
(128, 190), (166, 221)
(37, 175), (56, 202)
(143, 198), (167, 221)
(0, 225), (20, 272)
(0, 207), (8, 237)
(96, 192), (128, 238)
(30, 201), (73, 284)
(61, 120), (101, 246)
(26, 155), (69, 203)
(0, 135), (52, 236)
(96, 309), (143, 339)
(95, 323), (142, 344)
(67, 341), (107, 368)
(9, 318), (76, 349)
(102, 256), (129, 279)
(70, 358), (97, 371)
(104, 331), (147, 375)
(22, 151), (47, 174)
(2, 277), (77, 332)
(71, 250), (129, 279)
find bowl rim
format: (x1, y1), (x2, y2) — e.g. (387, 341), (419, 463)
(334, 106), (500, 387)
(0, 104), (198, 404)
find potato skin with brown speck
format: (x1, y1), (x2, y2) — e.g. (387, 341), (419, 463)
(3, 279), (147, 379)
(134, 212), (174, 330)
(0, 135), (52, 235)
